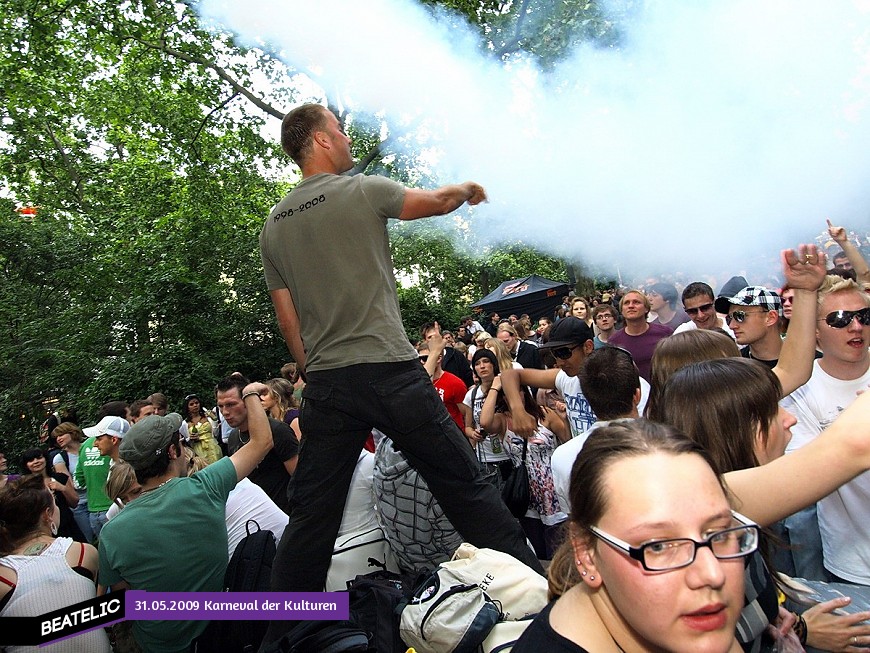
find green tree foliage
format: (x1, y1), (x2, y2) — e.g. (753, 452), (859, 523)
(0, 0), (608, 464)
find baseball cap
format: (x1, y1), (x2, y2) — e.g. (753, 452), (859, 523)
(83, 415), (131, 439)
(540, 316), (595, 349)
(714, 286), (783, 317)
(120, 413), (183, 470)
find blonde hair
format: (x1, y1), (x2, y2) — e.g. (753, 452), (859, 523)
(265, 377), (298, 420)
(51, 422), (84, 444)
(485, 338), (514, 373)
(818, 275), (870, 310)
(182, 446), (209, 475)
(105, 462), (140, 507)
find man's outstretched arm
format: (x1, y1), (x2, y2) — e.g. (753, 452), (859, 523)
(399, 182), (487, 221)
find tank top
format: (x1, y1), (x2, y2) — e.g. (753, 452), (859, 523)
(0, 537), (112, 652)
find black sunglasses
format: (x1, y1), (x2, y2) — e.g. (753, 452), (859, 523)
(685, 302), (714, 316)
(725, 309), (765, 325)
(551, 345), (579, 360)
(418, 355), (429, 363)
(820, 307), (870, 329)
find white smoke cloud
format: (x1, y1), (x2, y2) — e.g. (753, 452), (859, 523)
(200, 0), (870, 284)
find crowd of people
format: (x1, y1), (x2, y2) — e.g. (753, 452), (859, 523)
(2, 101), (870, 653)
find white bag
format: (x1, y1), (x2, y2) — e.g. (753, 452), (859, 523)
(325, 526), (400, 591)
(400, 565), (501, 653)
(448, 543), (548, 620)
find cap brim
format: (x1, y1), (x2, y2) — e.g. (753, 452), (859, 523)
(83, 425), (100, 438)
(540, 339), (582, 349)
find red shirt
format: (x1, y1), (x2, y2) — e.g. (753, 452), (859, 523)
(433, 371), (467, 431)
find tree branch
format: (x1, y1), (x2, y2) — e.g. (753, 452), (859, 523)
(42, 123), (85, 207)
(129, 36), (285, 119)
(189, 91), (239, 154)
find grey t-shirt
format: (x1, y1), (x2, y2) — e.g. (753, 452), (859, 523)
(260, 173), (416, 371)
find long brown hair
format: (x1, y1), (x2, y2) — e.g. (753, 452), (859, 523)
(646, 329), (740, 419)
(656, 358), (781, 474)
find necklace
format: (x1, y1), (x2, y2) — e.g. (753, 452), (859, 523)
(139, 478), (172, 495)
(239, 430), (250, 445)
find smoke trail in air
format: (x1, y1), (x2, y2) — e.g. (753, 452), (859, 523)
(199, 0), (870, 283)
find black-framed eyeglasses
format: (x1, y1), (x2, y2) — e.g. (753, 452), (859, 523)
(820, 307), (870, 329)
(418, 355), (429, 363)
(685, 302), (714, 316)
(551, 345), (579, 360)
(588, 511), (759, 572)
(725, 309), (766, 325)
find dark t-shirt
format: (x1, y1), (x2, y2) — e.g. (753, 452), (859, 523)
(511, 601), (590, 653)
(228, 417), (298, 515)
(740, 345), (823, 369)
(50, 471), (85, 542)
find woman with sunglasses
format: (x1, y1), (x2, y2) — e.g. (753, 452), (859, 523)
(513, 419), (751, 653)
(652, 353), (870, 652)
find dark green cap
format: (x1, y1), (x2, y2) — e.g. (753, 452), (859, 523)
(120, 413), (183, 470)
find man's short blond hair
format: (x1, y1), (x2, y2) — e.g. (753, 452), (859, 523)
(817, 275), (870, 311)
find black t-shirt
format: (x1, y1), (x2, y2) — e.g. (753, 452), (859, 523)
(228, 417), (298, 515)
(511, 601), (590, 653)
(49, 471), (86, 542)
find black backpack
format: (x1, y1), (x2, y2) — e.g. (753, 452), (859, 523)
(347, 570), (419, 653)
(261, 570), (422, 653)
(217, 519), (277, 652)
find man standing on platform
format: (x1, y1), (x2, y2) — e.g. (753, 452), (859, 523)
(258, 103), (542, 644)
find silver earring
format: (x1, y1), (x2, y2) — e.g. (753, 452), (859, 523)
(50, 521), (58, 537)
(589, 575), (595, 581)
(581, 570), (587, 576)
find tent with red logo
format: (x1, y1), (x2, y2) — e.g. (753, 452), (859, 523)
(470, 274), (570, 321)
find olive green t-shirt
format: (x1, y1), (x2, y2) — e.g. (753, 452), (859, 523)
(260, 173), (417, 371)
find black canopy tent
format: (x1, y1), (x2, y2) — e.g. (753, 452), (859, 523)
(471, 274), (570, 321)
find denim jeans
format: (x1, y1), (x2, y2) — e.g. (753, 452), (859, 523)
(73, 492), (95, 543)
(89, 510), (108, 541)
(777, 505), (832, 582)
(262, 361), (542, 645)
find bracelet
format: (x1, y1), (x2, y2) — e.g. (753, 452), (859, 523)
(792, 612), (807, 646)
(242, 391), (261, 401)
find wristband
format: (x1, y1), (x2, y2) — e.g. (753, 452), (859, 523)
(242, 391), (261, 401)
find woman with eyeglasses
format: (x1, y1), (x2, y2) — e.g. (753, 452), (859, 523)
(180, 393), (223, 465)
(512, 419), (752, 653)
(653, 358), (870, 652)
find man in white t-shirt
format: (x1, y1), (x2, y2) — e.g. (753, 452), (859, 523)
(550, 346), (642, 512)
(502, 317), (649, 440)
(781, 276), (870, 583)
(673, 281), (736, 339)
(500, 317), (597, 438)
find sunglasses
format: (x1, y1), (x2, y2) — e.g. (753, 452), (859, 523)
(551, 345), (579, 360)
(725, 309), (766, 325)
(418, 355), (429, 363)
(685, 302), (714, 316)
(820, 307), (870, 329)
